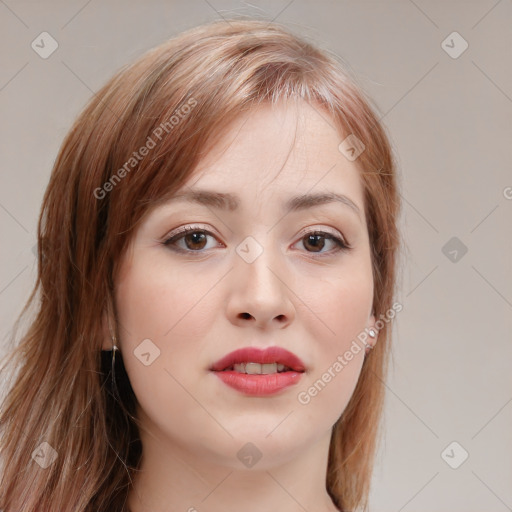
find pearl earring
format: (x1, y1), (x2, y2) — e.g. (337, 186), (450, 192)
(365, 328), (377, 355)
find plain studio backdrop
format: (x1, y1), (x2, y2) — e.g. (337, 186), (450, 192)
(0, 1), (511, 511)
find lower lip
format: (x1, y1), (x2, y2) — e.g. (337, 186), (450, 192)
(212, 370), (303, 395)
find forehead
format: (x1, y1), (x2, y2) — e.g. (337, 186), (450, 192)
(183, 99), (366, 213)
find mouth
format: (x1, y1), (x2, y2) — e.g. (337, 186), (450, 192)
(210, 346), (306, 373)
(221, 362), (297, 374)
(210, 346), (306, 396)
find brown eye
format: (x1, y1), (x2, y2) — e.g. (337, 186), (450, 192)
(163, 227), (351, 256)
(298, 231), (351, 255)
(163, 227), (218, 253)
(182, 232), (207, 250)
(303, 234), (326, 253)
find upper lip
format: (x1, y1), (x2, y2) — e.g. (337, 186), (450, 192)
(210, 346), (306, 372)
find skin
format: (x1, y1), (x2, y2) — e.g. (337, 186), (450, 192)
(102, 98), (378, 512)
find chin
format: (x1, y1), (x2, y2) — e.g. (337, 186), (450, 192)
(191, 414), (329, 469)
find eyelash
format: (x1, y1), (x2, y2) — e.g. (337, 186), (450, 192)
(162, 225), (352, 257)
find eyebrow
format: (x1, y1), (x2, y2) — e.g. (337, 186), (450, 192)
(166, 189), (362, 219)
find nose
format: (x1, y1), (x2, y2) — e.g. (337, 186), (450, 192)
(225, 246), (295, 331)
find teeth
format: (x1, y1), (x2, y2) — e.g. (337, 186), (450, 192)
(232, 362), (289, 374)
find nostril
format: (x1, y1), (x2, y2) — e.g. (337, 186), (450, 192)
(240, 312), (252, 319)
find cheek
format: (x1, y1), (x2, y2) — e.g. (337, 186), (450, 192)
(114, 254), (222, 373)
(293, 261), (372, 419)
(293, 353), (363, 438)
(116, 255), (207, 336)
(305, 261), (374, 351)
(113, 256), (224, 438)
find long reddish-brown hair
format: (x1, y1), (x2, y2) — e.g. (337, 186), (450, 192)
(0, 17), (401, 512)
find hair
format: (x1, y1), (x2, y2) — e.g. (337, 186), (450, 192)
(0, 17), (402, 512)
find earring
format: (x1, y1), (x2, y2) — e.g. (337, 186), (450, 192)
(100, 336), (120, 379)
(111, 336), (119, 364)
(365, 328), (377, 355)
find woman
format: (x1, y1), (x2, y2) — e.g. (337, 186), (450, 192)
(0, 17), (402, 512)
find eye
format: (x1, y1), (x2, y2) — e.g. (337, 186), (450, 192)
(294, 230), (352, 256)
(162, 226), (352, 256)
(163, 226), (222, 253)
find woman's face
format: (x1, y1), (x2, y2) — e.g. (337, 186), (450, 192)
(111, 99), (376, 469)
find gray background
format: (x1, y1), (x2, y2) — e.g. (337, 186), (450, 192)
(1, 1), (511, 511)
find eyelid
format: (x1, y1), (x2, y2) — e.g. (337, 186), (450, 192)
(163, 223), (216, 240)
(163, 223), (345, 241)
(162, 223), (352, 254)
(296, 225), (347, 244)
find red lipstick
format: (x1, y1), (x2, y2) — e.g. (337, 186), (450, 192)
(210, 346), (306, 396)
